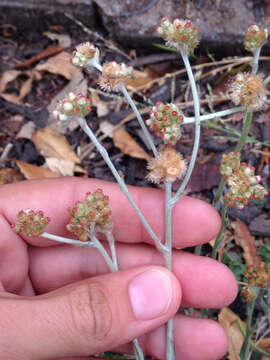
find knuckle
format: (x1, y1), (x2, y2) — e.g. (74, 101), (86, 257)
(67, 280), (112, 345)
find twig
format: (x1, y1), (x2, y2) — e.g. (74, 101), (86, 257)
(64, 12), (130, 60)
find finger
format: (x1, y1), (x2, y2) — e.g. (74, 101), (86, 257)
(0, 266), (180, 359)
(1, 178), (220, 248)
(30, 243), (237, 308)
(116, 315), (228, 360)
(0, 214), (29, 292)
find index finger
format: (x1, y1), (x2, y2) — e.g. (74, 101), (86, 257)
(0, 177), (220, 248)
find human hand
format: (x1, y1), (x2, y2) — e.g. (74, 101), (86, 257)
(0, 178), (237, 360)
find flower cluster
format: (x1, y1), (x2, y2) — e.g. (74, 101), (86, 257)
(241, 262), (270, 302)
(156, 17), (199, 53)
(52, 92), (91, 124)
(147, 146), (186, 183)
(228, 72), (266, 110)
(67, 189), (113, 241)
(99, 61), (133, 92)
(244, 25), (268, 53)
(146, 102), (184, 145)
(221, 152), (268, 209)
(14, 209), (50, 237)
(71, 42), (99, 68)
(244, 262), (270, 289)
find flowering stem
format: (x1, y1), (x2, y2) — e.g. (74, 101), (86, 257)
(41, 232), (116, 272)
(104, 231), (118, 271)
(235, 111), (253, 152)
(120, 84), (158, 157)
(252, 47), (262, 74)
(87, 59), (103, 73)
(88, 233), (117, 272)
(42, 232), (91, 246)
(213, 111), (253, 209)
(212, 202), (228, 259)
(76, 117), (166, 254)
(165, 181), (173, 270)
(183, 106), (244, 125)
(213, 43), (259, 208)
(240, 296), (256, 360)
(88, 61), (158, 158)
(171, 51), (201, 206)
(164, 181), (175, 360)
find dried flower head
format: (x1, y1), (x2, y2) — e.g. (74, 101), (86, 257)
(13, 209), (50, 237)
(221, 152), (268, 209)
(52, 92), (91, 124)
(71, 42), (99, 68)
(99, 61), (133, 92)
(244, 24), (268, 53)
(228, 72), (266, 110)
(67, 189), (113, 241)
(156, 17), (199, 53)
(147, 146), (186, 184)
(243, 262), (270, 289)
(146, 102), (184, 145)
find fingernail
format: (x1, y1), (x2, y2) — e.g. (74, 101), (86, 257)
(129, 269), (173, 320)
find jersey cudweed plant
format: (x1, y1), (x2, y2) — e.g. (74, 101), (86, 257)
(13, 18), (269, 360)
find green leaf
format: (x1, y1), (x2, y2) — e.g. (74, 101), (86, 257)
(258, 244), (270, 263)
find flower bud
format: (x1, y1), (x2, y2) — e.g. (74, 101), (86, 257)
(221, 152), (268, 209)
(71, 42), (99, 68)
(67, 189), (113, 241)
(244, 24), (268, 53)
(147, 102), (184, 145)
(243, 262), (270, 289)
(157, 17), (199, 53)
(52, 92), (91, 124)
(14, 209), (50, 237)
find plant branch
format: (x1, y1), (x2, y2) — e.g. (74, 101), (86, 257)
(240, 296), (256, 360)
(120, 84), (158, 157)
(171, 51), (201, 206)
(164, 181), (175, 360)
(212, 202), (228, 259)
(183, 106), (243, 124)
(76, 116), (166, 255)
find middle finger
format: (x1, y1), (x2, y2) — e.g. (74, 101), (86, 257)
(30, 243), (237, 308)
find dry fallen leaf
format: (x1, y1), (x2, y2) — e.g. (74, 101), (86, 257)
(16, 160), (59, 179)
(218, 307), (244, 360)
(0, 69), (33, 104)
(32, 127), (80, 163)
(0, 168), (24, 184)
(90, 90), (109, 117)
(100, 120), (115, 138)
(113, 127), (150, 161)
(45, 157), (75, 176)
(43, 32), (71, 48)
(35, 51), (81, 80)
(16, 121), (36, 139)
(126, 69), (154, 91)
(232, 219), (261, 266)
